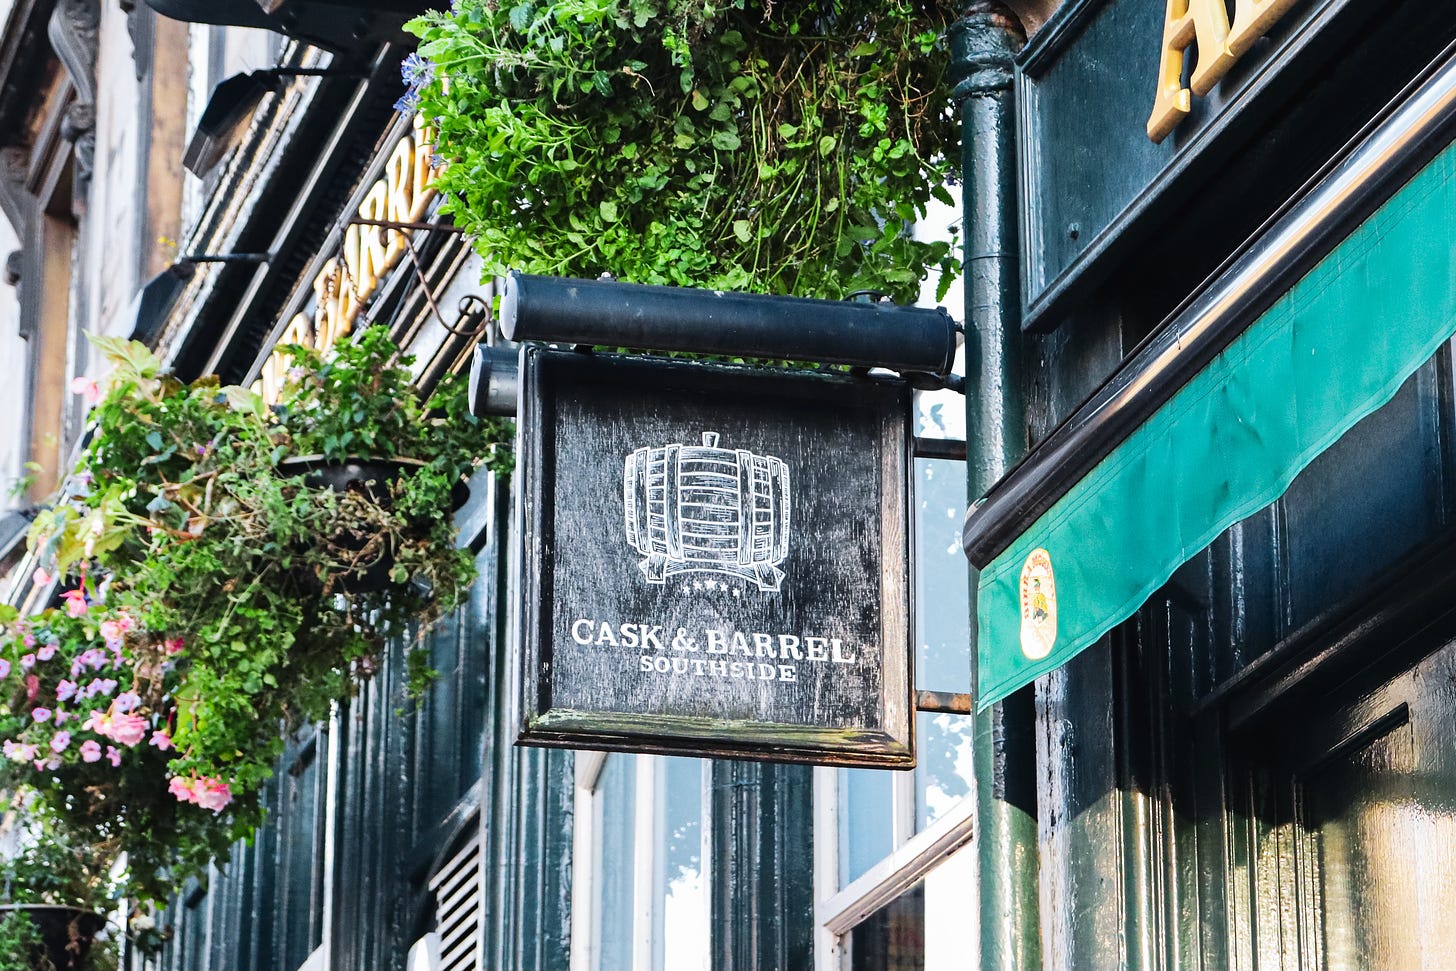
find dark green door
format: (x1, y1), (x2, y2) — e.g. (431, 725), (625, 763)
(1242, 630), (1456, 970)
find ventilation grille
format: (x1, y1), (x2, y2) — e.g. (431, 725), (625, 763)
(428, 830), (482, 971)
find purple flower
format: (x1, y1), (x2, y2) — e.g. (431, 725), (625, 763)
(20, 654), (34, 670)
(50, 731), (70, 754)
(395, 53), (434, 114)
(36, 642), (56, 662)
(0, 659), (10, 680)
(56, 680), (77, 702)
(113, 690), (141, 713)
(85, 678), (118, 699)
(401, 52), (434, 87)
(31, 707), (51, 723)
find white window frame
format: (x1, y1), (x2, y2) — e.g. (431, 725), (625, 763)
(814, 308), (976, 967)
(570, 751), (713, 971)
(814, 772), (975, 971)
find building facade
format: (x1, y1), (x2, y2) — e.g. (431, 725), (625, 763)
(1, 0), (1452, 969)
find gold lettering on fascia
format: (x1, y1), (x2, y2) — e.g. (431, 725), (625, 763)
(255, 116), (441, 401)
(1148, 0), (1300, 143)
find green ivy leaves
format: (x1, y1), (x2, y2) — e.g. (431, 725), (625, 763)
(405, 0), (960, 304)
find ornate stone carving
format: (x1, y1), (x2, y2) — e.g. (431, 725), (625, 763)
(119, 0), (153, 81)
(60, 101), (95, 191)
(0, 147), (27, 187)
(47, 0), (100, 105)
(47, 0), (100, 209)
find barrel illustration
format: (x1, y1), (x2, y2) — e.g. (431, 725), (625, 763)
(623, 432), (791, 591)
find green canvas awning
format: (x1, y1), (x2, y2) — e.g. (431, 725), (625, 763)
(964, 83), (1456, 709)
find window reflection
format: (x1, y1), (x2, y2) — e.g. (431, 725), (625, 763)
(838, 767), (896, 888)
(916, 711), (973, 828)
(845, 841), (975, 971)
(594, 755), (635, 971)
(655, 757), (708, 971)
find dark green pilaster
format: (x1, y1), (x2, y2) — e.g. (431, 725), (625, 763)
(950, 4), (1040, 970)
(710, 760), (815, 971)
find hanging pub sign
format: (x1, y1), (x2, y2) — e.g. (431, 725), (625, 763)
(514, 346), (915, 767)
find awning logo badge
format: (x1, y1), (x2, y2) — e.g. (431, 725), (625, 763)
(1019, 548), (1058, 660)
(623, 432), (791, 592)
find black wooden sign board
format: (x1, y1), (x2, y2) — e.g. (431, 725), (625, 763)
(515, 347), (915, 767)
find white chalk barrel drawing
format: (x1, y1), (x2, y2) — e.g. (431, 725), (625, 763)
(623, 431), (791, 591)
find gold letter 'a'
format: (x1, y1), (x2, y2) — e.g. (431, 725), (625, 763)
(1229, 0), (1299, 56)
(1147, 0), (1235, 143)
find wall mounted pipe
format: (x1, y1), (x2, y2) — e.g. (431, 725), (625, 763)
(498, 271), (958, 376)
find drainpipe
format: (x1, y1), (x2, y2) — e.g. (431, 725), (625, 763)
(949, 4), (1040, 971)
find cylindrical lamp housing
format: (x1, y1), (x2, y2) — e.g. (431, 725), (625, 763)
(468, 343), (520, 417)
(499, 272), (958, 376)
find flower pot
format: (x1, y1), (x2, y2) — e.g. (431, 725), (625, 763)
(277, 455), (469, 593)
(0, 905), (106, 970)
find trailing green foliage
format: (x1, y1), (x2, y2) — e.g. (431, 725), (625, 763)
(405, 0), (959, 302)
(0, 798), (120, 969)
(8, 328), (511, 910)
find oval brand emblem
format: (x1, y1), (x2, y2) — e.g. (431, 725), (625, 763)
(1018, 548), (1057, 661)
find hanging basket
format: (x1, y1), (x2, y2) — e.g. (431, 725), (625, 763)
(277, 455), (469, 593)
(0, 905), (105, 971)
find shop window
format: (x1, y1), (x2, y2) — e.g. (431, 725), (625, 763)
(571, 753), (711, 971)
(843, 842), (976, 971)
(814, 380), (975, 967)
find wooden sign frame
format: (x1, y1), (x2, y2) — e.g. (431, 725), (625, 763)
(514, 347), (914, 767)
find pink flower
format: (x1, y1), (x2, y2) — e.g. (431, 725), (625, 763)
(70, 376), (99, 404)
(62, 589), (88, 617)
(195, 779), (232, 812)
(148, 730), (173, 751)
(0, 659), (10, 680)
(24, 675), (38, 701)
(36, 642), (56, 662)
(54, 710), (70, 725)
(75, 649), (106, 673)
(31, 707), (51, 723)
(99, 619), (126, 648)
(19, 654), (34, 670)
(167, 774), (233, 812)
(3, 740), (37, 762)
(113, 690), (141, 713)
(84, 678), (117, 699)
(56, 680), (77, 702)
(105, 746), (121, 767)
(31, 567), (51, 586)
(163, 638), (184, 656)
(85, 707), (147, 747)
(49, 731), (70, 754)
(79, 740), (101, 763)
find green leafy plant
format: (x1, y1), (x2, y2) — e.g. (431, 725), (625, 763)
(6, 327), (510, 907)
(0, 795), (119, 970)
(404, 0), (959, 302)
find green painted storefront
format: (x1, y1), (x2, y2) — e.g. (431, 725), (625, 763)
(135, 0), (1456, 968)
